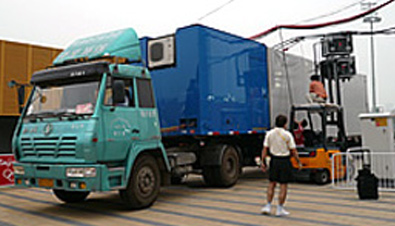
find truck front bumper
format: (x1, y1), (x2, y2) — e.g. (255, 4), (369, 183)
(13, 162), (125, 192)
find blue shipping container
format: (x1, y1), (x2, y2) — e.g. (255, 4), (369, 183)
(140, 25), (270, 137)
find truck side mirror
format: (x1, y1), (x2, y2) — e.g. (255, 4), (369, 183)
(112, 80), (126, 105)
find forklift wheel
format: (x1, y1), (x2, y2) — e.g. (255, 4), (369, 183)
(314, 170), (330, 185)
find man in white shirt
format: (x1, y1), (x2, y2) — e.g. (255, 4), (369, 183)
(260, 114), (301, 216)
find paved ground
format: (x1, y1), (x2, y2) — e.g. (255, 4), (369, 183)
(0, 168), (394, 226)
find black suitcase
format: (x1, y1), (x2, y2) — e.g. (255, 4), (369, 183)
(356, 167), (379, 200)
(350, 148), (379, 200)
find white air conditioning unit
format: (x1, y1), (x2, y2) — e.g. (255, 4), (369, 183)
(147, 35), (175, 69)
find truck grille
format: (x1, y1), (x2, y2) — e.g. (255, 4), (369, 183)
(20, 136), (77, 158)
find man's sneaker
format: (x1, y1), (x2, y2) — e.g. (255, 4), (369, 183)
(261, 204), (271, 215)
(276, 207), (290, 217)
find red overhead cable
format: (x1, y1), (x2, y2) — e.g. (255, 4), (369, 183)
(250, 0), (395, 40)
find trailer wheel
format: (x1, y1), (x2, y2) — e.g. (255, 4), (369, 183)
(314, 169), (330, 184)
(203, 145), (240, 187)
(119, 154), (161, 209)
(53, 190), (90, 203)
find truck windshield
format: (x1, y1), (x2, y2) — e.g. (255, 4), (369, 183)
(25, 81), (100, 120)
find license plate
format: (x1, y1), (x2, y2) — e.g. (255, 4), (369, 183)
(38, 178), (54, 187)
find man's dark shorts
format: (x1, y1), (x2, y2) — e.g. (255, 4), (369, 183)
(269, 156), (294, 183)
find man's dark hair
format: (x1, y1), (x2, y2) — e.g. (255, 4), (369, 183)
(310, 74), (320, 81)
(275, 115), (288, 127)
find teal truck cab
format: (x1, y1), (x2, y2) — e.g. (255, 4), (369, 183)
(12, 28), (175, 209)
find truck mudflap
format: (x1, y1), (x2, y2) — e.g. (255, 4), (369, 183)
(13, 162), (125, 192)
(200, 144), (228, 166)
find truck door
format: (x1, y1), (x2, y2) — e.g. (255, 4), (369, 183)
(102, 77), (140, 161)
(135, 78), (160, 141)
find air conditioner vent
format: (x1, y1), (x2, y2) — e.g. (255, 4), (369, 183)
(147, 35), (175, 69)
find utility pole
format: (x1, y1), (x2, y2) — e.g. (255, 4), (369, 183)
(362, 1), (382, 112)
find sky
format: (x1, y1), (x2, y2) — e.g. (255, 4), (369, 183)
(0, 0), (394, 111)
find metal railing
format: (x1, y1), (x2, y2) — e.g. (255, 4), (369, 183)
(331, 147), (395, 191)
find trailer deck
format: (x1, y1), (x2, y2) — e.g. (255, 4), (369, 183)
(1, 168), (394, 226)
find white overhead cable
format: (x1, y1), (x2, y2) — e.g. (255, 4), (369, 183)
(296, 0), (366, 24)
(198, 0), (236, 21)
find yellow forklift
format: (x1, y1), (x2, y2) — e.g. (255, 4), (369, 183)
(289, 103), (347, 184)
(287, 33), (361, 184)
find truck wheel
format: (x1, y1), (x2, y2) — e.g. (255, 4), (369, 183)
(53, 190), (90, 203)
(203, 145), (240, 187)
(314, 170), (330, 184)
(120, 154), (161, 209)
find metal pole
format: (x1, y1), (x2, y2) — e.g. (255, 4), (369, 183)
(313, 43), (318, 75)
(370, 21), (377, 112)
(327, 57), (334, 104)
(361, 1), (381, 112)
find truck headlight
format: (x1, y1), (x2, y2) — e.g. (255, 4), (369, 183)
(13, 166), (25, 175)
(66, 167), (96, 178)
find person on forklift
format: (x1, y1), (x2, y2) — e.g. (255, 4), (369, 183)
(308, 74), (327, 103)
(293, 119), (308, 146)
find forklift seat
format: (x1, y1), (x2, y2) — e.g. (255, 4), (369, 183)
(303, 130), (316, 147)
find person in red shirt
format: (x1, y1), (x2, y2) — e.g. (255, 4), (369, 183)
(309, 75), (327, 103)
(293, 119), (308, 146)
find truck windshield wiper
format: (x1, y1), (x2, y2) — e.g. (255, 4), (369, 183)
(25, 109), (91, 122)
(55, 109), (91, 120)
(25, 111), (58, 122)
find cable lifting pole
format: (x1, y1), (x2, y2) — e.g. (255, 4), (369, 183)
(278, 30), (294, 106)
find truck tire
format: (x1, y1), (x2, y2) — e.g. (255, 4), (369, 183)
(203, 145), (240, 187)
(314, 169), (330, 184)
(53, 190), (90, 203)
(120, 154), (161, 209)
